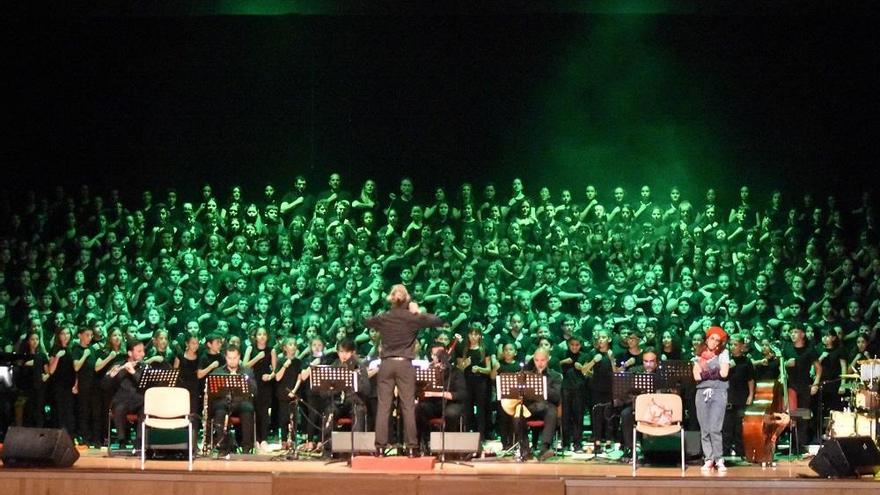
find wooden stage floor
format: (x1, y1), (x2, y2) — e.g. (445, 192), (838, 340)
(1, 447), (878, 495)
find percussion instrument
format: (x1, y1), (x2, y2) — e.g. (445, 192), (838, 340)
(829, 410), (876, 438)
(858, 359), (880, 382)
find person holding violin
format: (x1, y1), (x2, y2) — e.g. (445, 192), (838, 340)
(693, 326), (730, 472)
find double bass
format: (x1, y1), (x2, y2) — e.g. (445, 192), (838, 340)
(742, 346), (791, 464)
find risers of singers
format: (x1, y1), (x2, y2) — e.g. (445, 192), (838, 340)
(0, 313), (868, 463)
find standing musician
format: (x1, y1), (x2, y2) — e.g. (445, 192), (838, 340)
(416, 339), (467, 455)
(104, 338), (146, 447)
(365, 284), (446, 457)
(209, 345), (256, 455)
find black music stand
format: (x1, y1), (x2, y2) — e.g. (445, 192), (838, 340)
(496, 371), (547, 462)
(206, 374), (251, 456)
(657, 360), (693, 392)
(311, 365), (359, 466)
(612, 372), (657, 407)
(137, 367), (180, 390)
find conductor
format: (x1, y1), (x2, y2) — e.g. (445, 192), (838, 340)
(366, 284), (446, 457)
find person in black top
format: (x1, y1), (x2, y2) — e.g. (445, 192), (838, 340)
(782, 326), (821, 453)
(619, 349), (661, 460)
(365, 284), (445, 457)
(304, 338), (370, 457)
(95, 327), (126, 444)
(455, 322), (494, 444)
(244, 327), (276, 451)
(104, 338), (146, 446)
(555, 333), (588, 452)
(722, 334), (755, 458)
(16, 331), (49, 427)
(581, 329), (616, 452)
(417, 339), (468, 454)
(517, 348), (562, 461)
(174, 334), (201, 415)
(47, 326), (76, 436)
(274, 336), (304, 449)
(817, 328), (847, 424)
(72, 326), (100, 445)
(209, 345), (256, 455)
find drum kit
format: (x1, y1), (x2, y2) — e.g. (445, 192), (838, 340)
(828, 359), (880, 440)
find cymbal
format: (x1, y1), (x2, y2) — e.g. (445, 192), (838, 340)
(840, 374), (862, 380)
(858, 359), (880, 365)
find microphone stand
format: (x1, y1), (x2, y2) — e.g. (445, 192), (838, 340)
(438, 360), (474, 468)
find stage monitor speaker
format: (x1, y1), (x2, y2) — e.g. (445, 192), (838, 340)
(640, 430), (701, 464)
(1, 427), (79, 468)
(429, 432), (481, 453)
(331, 431), (376, 453)
(809, 437), (880, 478)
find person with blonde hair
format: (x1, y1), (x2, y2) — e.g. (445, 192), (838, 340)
(366, 284), (445, 457)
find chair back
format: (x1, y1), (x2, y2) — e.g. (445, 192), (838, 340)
(144, 387), (190, 418)
(635, 393), (682, 427)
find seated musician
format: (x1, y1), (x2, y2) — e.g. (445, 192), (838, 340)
(209, 345), (256, 455)
(508, 348), (562, 461)
(619, 348), (661, 462)
(104, 338), (147, 447)
(304, 338), (371, 458)
(416, 339), (468, 455)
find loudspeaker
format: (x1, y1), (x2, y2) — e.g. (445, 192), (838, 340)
(640, 430), (701, 464)
(809, 437), (880, 477)
(1, 427), (79, 468)
(429, 432), (481, 453)
(331, 431), (376, 453)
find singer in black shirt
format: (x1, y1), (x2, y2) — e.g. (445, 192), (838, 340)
(275, 337), (305, 449)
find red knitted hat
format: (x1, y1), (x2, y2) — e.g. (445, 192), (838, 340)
(705, 326), (728, 343)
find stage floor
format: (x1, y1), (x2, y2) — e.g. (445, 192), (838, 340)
(3, 446), (880, 495)
(67, 445), (820, 477)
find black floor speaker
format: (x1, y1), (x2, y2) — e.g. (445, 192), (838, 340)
(809, 437), (880, 477)
(1, 427), (80, 468)
(640, 430), (701, 464)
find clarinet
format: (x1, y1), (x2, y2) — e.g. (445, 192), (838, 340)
(201, 379), (210, 456)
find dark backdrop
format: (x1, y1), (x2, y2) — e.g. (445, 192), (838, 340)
(3, 11), (878, 208)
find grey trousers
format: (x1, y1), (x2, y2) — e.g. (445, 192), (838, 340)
(695, 387), (727, 461)
(375, 358), (418, 449)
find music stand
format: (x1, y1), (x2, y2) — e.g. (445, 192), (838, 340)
(496, 372), (547, 462)
(612, 372), (657, 407)
(206, 374), (251, 455)
(137, 367), (180, 390)
(311, 365), (358, 466)
(657, 360), (693, 391)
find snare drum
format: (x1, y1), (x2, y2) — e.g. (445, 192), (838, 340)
(829, 410), (876, 438)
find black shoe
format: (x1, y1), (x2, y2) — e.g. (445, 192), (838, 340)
(407, 448), (421, 458)
(374, 448), (386, 458)
(538, 448), (555, 462)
